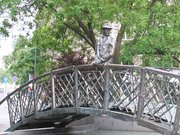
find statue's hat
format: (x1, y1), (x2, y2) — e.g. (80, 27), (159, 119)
(102, 23), (112, 29)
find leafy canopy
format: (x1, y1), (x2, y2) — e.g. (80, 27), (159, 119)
(1, 0), (179, 83)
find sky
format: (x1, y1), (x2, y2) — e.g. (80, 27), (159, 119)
(0, 20), (22, 68)
(0, 17), (35, 68)
(0, 37), (14, 68)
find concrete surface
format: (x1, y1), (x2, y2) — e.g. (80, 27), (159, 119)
(0, 93), (10, 133)
(0, 129), (161, 135)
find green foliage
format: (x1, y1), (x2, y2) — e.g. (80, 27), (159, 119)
(1, 0), (180, 81)
(3, 36), (56, 83)
(32, 23), (72, 53)
(119, 0), (180, 67)
(0, 68), (12, 84)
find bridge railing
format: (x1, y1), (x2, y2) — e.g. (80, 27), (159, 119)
(139, 68), (180, 125)
(0, 64), (179, 134)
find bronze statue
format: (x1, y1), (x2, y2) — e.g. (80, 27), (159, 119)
(94, 23), (115, 64)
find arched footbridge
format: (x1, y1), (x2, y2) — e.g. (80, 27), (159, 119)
(0, 64), (180, 135)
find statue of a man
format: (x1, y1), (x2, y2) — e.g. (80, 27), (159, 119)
(94, 23), (115, 64)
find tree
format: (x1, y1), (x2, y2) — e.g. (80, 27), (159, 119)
(119, 0), (180, 67)
(0, 68), (11, 84)
(1, 0), (179, 68)
(3, 36), (56, 83)
(1, 0), (126, 62)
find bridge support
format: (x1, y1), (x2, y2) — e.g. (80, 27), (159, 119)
(103, 66), (110, 113)
(33, 80), (37, 114)
(172, 93), (180, 135)
(74, 67), (80, 109)
(51, 73), (56, 109)
(137, 68), (145, 119)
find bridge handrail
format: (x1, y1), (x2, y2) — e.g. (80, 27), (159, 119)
(0, 64), (179, 135)
(1, 64), (177, 105)
(145, 67), (180, 78)
(0, 79), (34, 106)
(0, 66), (75, 106)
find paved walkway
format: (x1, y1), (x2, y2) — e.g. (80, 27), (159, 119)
(0, 93), (10, 133)
(0, 129), (161, 135)
(82, 130), (161, 135)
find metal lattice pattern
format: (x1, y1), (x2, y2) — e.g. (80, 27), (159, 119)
(108, 68), (141, 113)
(8, 93), (21, 124)
(36, 78), (52, 111)
(78, 69), (105, 108)
(20, 85), (35, 117)
(142, 69), (180, 128)
(54, 72), (75, 107)
(1, 65), (179, 134)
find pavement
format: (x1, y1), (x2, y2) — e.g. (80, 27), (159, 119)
(0, 129), (161, 135)
(0, 93), (10, 133)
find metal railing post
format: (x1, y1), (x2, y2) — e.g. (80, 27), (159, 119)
(33, 80), (37, 114)
(7, 97), (13, 126)
(130, 68), (134, 102)
(172, 93), (180, 135)
(74, 67), (79, 109)
(103, 65), (110, 112)
(137, 68), (145, 119)
(51, 73), (56, 109)
(19, 90), (24, 121)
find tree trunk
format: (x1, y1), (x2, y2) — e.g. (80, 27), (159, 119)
(112, 25), (126, 64)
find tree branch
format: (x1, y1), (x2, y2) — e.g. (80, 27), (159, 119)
(112, 24), (126, 63)
(75, 17), (95, 49)
(63, 22), (94, 48)
(42, 3), (95, 49)
(130, 0), (158, 46)
(88, 21), (96, 48)
(173, 56), (180, 63)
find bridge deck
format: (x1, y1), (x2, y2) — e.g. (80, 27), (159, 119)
(1, 129), (161, 135)
(0, 64), (180, 135)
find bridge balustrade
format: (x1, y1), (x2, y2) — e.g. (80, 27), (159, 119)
(0, 64), (179, 135)
(141, 68), (179, 124)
